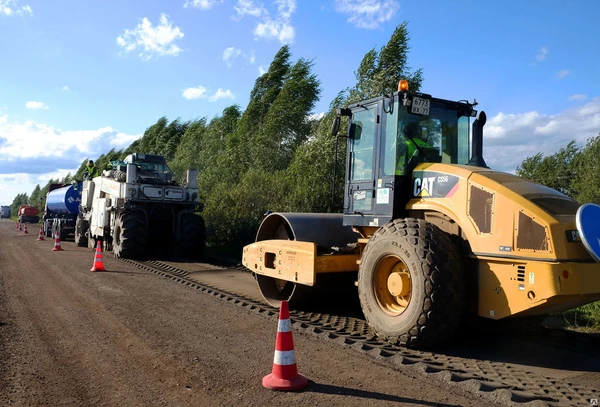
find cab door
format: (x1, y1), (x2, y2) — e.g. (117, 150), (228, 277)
(344, 103), (380, 226)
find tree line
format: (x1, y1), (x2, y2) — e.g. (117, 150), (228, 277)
(516, 138), (600, 204)
(10, 23), (421, 249)
(13, 21), (598, 251)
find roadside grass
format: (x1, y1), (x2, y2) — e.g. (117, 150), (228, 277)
(559, 301), (600, 332)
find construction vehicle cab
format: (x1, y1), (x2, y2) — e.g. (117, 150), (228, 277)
(242, 81), (600, 349)
(341, 81), (478, 227)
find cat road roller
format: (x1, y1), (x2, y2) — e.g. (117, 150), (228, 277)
(242, 80), (600, 348)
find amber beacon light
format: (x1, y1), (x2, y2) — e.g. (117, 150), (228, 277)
(398, 80), (409, 92)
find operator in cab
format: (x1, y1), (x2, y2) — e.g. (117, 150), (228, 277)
(83, 160), (98, 180)
(395, 121), (431, 176)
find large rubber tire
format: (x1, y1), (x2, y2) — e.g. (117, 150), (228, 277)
(74, 218), (88, 247)
(112, 211), (147, 259)
(180, 214), (206, 260)
(358, 218), (466, 349)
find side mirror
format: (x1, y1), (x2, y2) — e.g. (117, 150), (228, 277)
(331, 116), (340, 136)
(349, 123), (362, 140)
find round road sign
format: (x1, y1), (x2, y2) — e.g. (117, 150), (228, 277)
(576, 203), (600, 263)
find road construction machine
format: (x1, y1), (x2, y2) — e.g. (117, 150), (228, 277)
(76, 153), (205, 259)
(242, 80), (600, 348)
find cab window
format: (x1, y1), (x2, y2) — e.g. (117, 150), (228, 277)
(350, 108), (376, 181)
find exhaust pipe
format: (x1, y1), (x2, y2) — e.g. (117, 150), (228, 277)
(468, 111), (489, 168)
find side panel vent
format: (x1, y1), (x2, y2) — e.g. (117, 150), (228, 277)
(517, 212), (549, 251)
(517, 265), (525, 282)
(468, 185), (494, 234)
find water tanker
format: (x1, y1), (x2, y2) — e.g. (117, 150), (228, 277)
(43, 183), (82, 239)
(46, 185), (81, 214)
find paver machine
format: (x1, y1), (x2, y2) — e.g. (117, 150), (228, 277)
(243, 80), (600, 348)
(76, 153), (205, 259)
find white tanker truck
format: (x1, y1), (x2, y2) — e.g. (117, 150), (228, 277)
(76, 153), (205, 259)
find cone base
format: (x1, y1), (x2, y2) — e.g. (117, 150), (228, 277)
(52, 247), (64, 251)
(262, 373), (308, 391)
(90, 266), (105, 272)
(37, 238), (45, 241)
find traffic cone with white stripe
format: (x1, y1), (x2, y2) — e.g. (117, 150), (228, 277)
(23, 224), (28, 234)
(90, 241), (106, 272)
(262, 300), (308, 391)
(18, 222), (22, 231)
(37, 225), (45, 241)
(52, 230), (63, 251)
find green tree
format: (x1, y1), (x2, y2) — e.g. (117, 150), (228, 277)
(516, 140), (580, 197)
(572, 135), (600, 204)
(170, 118), (207, 180)
(259, 57), (321, 171)
(347, 22), (423, 104)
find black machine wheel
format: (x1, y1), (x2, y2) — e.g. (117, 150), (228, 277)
(112, 211), (147, 259)
(74, 218), (88, 247)
(179, 213), (206, 259)
(256, 274), (312, 308)
(357, 218), (466, 349)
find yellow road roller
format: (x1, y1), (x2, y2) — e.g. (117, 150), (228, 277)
(242, 80), (600, 348)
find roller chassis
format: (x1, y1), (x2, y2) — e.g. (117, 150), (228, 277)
(242, 87), (600, 349)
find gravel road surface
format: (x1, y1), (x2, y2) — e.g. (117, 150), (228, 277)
(0, 219), (492, 407)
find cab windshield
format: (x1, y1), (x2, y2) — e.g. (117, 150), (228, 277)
(380, 98), (471, 177)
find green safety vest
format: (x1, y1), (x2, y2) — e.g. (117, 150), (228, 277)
(86, 165), (98, 178)
(395, 138), (431, 175)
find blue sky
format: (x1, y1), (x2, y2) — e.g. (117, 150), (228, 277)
(1, 0), (599, 205)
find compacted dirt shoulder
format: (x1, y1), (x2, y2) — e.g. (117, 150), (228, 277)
(0, 220), (492, 406)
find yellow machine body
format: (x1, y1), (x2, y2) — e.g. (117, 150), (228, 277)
(242, 162), (600, 319)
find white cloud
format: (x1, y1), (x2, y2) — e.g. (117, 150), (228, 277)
(255, 18), (295, 43)
(116, 14), (184, 61)
(182, 86), (208, 100)
(234, 0), (296, 44)
(0, 119), (140, 162)
(223, 47), (242, 67)
(482, 97), (600, 173)
(568, 94), (586, 101)
(334, 0), (399, 29)
(61, 85), (70, 91)
(222, 47), (256, 67)
(182, 86), (234, 102)
(25, 101), (49, 109)
(0, 116), (142, 205)
(556, 69), (571, 79)
(308, 112), (326, 121)
(184, 0), (223, 9)
(233, 0), (265, 18)
(535, 46), (548, 62)
(258, 65), (267, 75)
(209, 88), (234, 101)
(0, 0), (32, 16)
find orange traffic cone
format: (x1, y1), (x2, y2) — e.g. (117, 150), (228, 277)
(37, 225), (45, 241)
(262, 300), (308, 391)
(18, 222), (22, 231)
(15, 221), (18, 229)
(52, 231), (63, 251)
(90, 241), (106, 272)
(23, 225), (28, 234)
